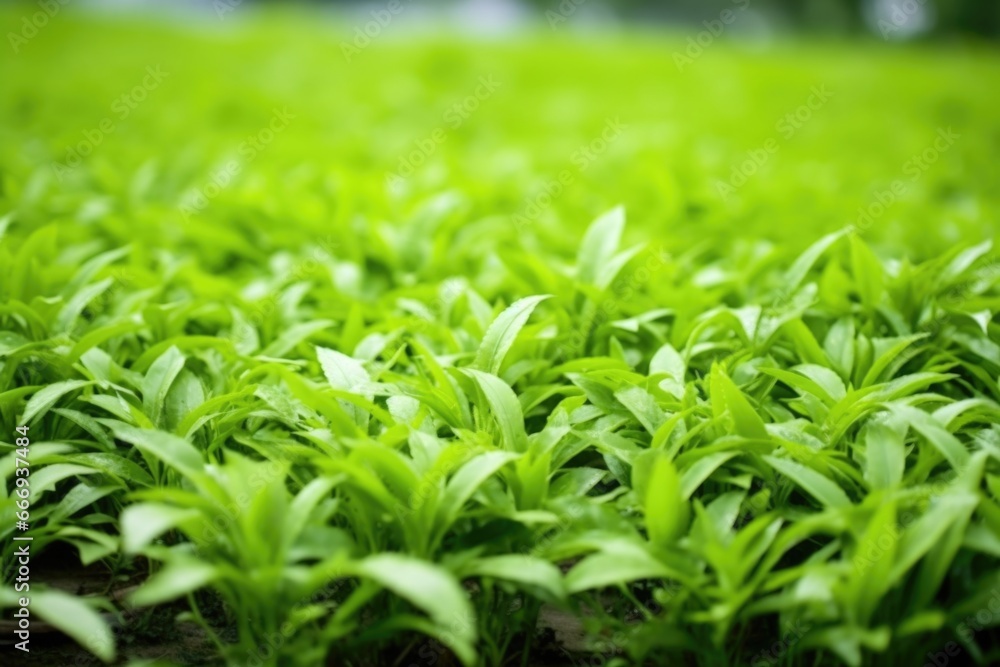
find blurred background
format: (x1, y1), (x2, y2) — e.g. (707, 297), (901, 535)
(31, 0), (1000, 38)
(1, 0), (998, 270)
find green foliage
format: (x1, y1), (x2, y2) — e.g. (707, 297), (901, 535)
(1, 9), (1000, 667)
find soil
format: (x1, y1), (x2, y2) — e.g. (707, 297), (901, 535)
(1, 545), (612, 666)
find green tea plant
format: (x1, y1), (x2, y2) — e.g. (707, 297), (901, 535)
(1, 8), (999, 667)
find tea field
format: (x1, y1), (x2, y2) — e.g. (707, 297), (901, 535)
(2, 7), (1000, 667)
